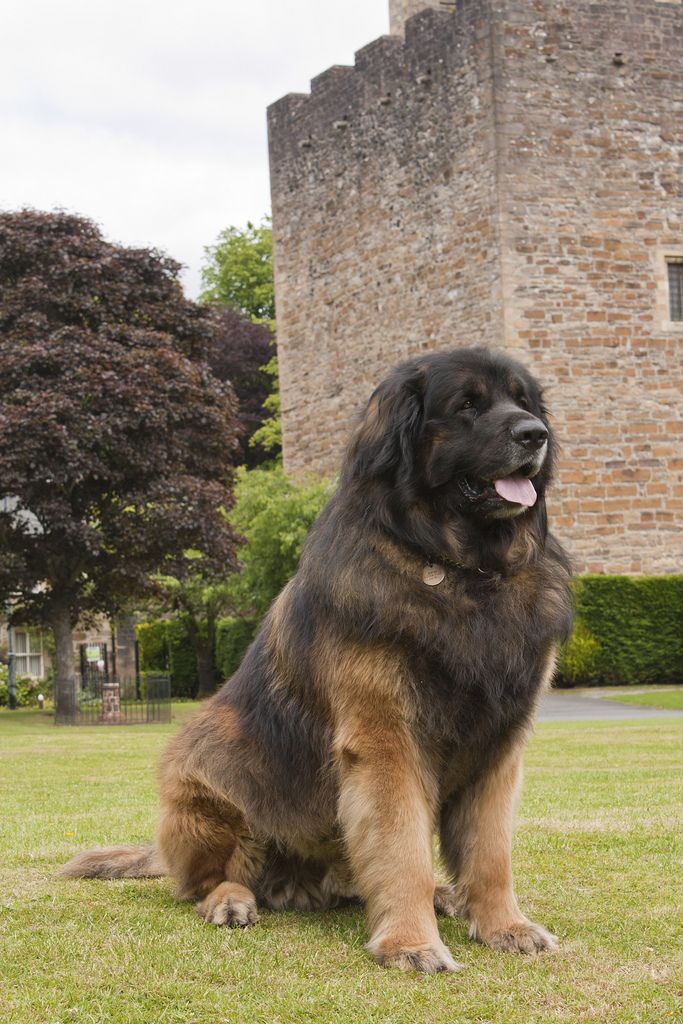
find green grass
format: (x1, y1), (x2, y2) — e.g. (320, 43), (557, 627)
(0, 706), (681, 1024)
(602, 687), (683, 711)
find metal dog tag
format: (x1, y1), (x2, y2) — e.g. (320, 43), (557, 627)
(422, 564), (446, 586)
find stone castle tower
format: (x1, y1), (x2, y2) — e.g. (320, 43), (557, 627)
(267, 0), (683, 575)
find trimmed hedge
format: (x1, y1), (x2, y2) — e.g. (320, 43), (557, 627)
(136, 619), (198, 699)
(166, 620), (199, 699)
(136, 616), (258, 696)
(215, 617), (258, 681)
(135, 621), (169, 673)
(556, 574), (683, 687)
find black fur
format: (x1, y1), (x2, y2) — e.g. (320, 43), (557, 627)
(216, 346), (572, 833)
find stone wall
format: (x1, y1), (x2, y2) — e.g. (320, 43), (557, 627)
(268, 0), (683, 574)
(268, 4), (505, 472)
(492, 0), (683, 573)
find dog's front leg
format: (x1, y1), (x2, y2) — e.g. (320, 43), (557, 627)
(439, 741), (557, 954)
(336, 712), (461, 973)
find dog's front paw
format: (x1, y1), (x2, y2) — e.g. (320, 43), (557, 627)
(195, 881), (259, 927)
(476, 918), (558, 954)
(369, 935), (464, 974)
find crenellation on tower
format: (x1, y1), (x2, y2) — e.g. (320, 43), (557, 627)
(353, 36), (403, 80)
(389, 0), (445, 36)
(267, 3), (499, 202)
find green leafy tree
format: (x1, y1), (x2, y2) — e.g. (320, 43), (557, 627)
(0, 210), (241, 716)
(248, 356), (282, 456)
(227, 465), (333, 619)
(138, 220), (293, 698)
(200, 219), (275, 325)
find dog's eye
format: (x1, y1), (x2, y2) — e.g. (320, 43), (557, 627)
(517, 396), (529, 410)
(461, 399), (475, 411)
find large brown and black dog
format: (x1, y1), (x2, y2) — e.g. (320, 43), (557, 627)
(62, 346), (573, 973)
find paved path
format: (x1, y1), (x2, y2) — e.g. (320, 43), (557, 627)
(537, 691), (683, 722)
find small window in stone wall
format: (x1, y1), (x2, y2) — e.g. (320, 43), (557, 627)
(668, 260), (683, 321)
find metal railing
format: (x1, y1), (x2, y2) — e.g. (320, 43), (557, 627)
(54, 673), (171, 725)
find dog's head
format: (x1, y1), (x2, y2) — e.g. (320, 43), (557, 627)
(344, 347), (556, 555)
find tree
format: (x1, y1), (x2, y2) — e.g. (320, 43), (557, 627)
(227, 465), (333, 620)
(206, 308), (273, 468)
(200, 219), (275, 325)
(248, 355), (282, 458)
(201, 218), (281, 464)
(0, 210), (241, 714)
(151, 562), (235, 698)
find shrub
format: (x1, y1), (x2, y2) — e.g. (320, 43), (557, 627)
(166, 621), (199, 699)
(556, 574), (683, 686)
(215, 617), (258, 681)
(136, 619), (197, 698)
(228, 464), (334, 619)
(135, 621), (169, 672)
(0, 665), (53, 707)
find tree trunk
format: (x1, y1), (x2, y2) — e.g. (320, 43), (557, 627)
(50, 601), (77, 720)
(187, 612), (218, 700)
(196, 644), (217, 699)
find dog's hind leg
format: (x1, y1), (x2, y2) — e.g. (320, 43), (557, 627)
(157, 781), (266, 928)
(258, 846), (358, 912)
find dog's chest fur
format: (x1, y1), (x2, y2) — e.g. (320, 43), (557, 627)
(399, 557), (570, 752)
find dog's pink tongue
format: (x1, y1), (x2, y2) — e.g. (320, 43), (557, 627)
(493, 476), (537, 507)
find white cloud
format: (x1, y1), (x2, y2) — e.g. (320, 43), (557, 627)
(1, 0), (389, 296)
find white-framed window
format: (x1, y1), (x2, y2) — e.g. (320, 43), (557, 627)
(14, 630), (44, 679)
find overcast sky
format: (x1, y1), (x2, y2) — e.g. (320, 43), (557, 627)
(2, 0), (390, 297)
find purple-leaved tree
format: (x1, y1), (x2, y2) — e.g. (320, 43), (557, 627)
(0, 210), (241, 714)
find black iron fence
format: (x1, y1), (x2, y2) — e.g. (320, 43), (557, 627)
(54, 672), (171, 726)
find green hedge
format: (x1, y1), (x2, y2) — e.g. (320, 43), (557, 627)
(215, 617), (258, 681)
(136, 616), (257, 696)
(166, 620), (199, 699)
(556, 574), (683, 687)
(136, 619), (198, 699)
(135, 621), (169, 672)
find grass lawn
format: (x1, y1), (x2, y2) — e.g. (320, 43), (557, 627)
(601, 687), (683, 712)
(0, 706), (681, 1024)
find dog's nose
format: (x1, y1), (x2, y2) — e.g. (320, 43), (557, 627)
(510, 418), (548, 452)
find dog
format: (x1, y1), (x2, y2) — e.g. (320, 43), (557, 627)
(62, 346), (573, 973)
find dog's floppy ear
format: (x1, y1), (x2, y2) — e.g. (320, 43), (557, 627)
(346, 366), (425, 482)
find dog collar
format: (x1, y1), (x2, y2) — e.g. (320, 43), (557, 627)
(423, 559), (499, 582)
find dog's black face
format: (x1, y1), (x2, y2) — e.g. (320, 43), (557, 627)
(419, 349), (553, 520)
(344, 347), (556, 558)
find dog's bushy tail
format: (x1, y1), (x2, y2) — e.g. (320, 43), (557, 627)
(59, 843), (166, 880)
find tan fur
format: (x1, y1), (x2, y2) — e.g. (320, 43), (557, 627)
(195, 881), (259, 927)
(440, 739), (557, 954)
(59, 843), (166, 880)
(436, 650), (560, 954)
